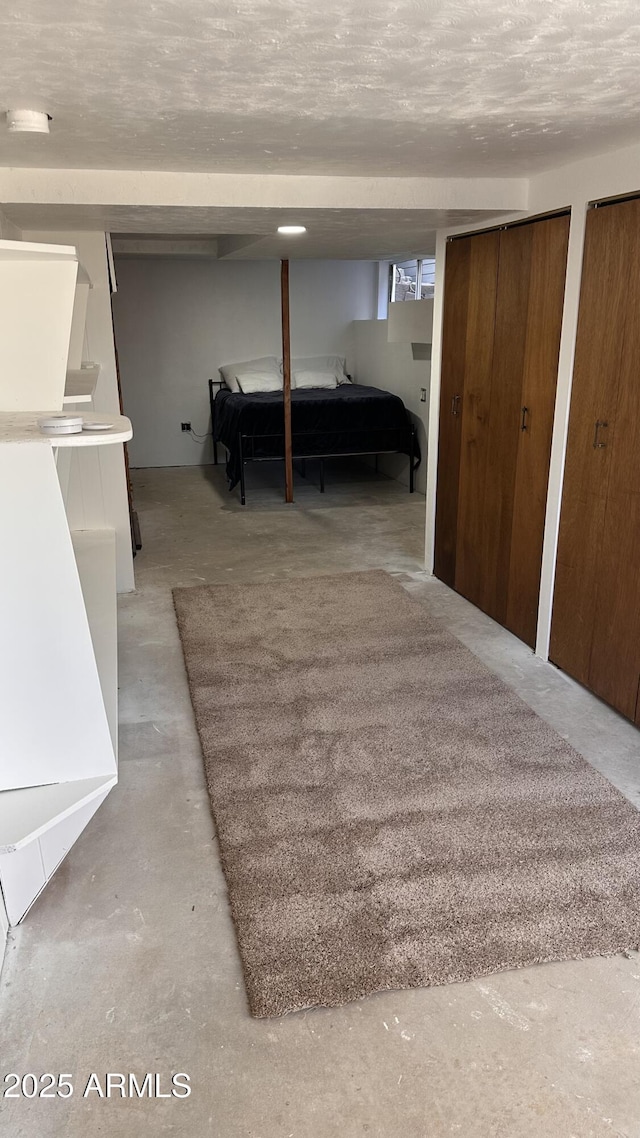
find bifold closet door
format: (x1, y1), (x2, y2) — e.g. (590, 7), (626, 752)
(436, 214), (569, 648)
(434, 230), (499, 586)
(551, 198), (640, 721)
(454, 223), (535, 626)
(503, 214), (570, 645)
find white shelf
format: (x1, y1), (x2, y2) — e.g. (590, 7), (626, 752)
(63, 365), (100, 404)
(0, 234), (129, 935)
(0, 239), (77, 263)
(72, 530), (118, 749)
(0, 775), (117, 854)
(0, 410), (132, 447)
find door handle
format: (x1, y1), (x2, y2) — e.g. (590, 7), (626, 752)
(593, 419), (608, 448)
(451, 394), (461, 417)
(520, 406), (529, 431)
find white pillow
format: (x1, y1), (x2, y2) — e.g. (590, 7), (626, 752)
(293, 370), (339, 390)
(291, 355), (350, 384)
(219, 356), (280, 393)
(236, 371), (283, 394)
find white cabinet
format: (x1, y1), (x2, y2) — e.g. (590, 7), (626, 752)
(0, 239), (133, 934)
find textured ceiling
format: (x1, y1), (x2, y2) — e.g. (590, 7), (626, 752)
(7, 203), (504, 258)
(1, 0), (640, 177)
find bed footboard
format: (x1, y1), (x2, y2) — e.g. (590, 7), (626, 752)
(232, 424), (418, 505)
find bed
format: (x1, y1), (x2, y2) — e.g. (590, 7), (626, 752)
(209, 379), (420, 505)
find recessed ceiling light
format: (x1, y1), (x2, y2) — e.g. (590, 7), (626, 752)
(6, 109), (51, 133)
(277, 225), (307, 235)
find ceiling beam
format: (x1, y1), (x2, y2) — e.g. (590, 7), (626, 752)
(0, 168), (528, 213)
(216, 234), (265, 258)
(110, 237), (218, 257)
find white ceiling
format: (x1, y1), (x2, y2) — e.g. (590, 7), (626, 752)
(1, 0), (640, 179)
(6, 203), (506, 258)
(1, 0), (639, 258)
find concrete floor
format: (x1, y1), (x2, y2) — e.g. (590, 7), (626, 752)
(2, 461), (640, 1138)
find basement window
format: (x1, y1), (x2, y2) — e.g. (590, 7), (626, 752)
(389, 258), (435, 301)
(420, 258), (435, 298)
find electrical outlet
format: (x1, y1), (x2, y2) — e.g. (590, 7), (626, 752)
(181, 421), (191, 432)
(420, 388), (427, 403)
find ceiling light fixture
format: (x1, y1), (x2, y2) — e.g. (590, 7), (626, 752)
(6, 109), (51, 134)
(277, 225), (307, 235)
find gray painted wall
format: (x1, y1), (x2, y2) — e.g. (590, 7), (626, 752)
(113, 257), (378, 468)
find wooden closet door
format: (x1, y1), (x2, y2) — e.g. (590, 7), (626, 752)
(475, 222), (535, 626)
(434, 231), (499, 586)
(436, 215), (568, 648)
(449, 230), (500, 605)
(506, 214), (570, 646)
(581, 200), (640, 719)
(550, 201), (636, 687)
(454, 216), (568, 643)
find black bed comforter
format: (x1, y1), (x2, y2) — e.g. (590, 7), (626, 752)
(213, 383), (420, 489)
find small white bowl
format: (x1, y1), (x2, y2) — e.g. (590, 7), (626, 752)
(38, 415), (84, 435)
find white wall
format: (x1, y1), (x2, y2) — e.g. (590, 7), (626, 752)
(352, 320), (429, 493)
(289, 260), (377, 358)
(112, 257), (378, 468)
(424, 137), (640, 660)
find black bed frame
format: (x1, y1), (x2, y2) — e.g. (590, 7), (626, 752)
(208, 378), (418, 506)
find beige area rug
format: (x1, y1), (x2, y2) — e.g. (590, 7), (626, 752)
(173, 570), (640, 1018)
